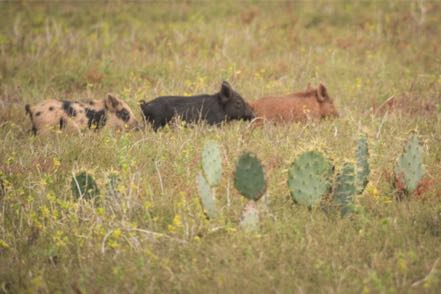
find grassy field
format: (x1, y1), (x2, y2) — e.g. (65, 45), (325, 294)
(1, 1), (441, 292)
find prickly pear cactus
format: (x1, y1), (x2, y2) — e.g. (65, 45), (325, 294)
(288, 151), (334, 208)
(240, 201), (259, 232)
(355, 135), (370, 194)
(71, 171), (100, 200)
(196, 173), (217, 219)
(333, 162), (356, 215)
(394, 135), (425, 194)
(202, 141), (222, 187)
(234, 152), (266, 201)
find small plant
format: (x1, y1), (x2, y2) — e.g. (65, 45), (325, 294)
(355, 134), (370, 194)
(107, 172), (120, 198)
(288, 151), (334, 208)
(332, 162), (356, 215)
(71, 171), (100, 200)
(394, 134), (425, 196)
(197, 141), (222, 219)
(0, 173), (5, 198)
(0, 181), (4, 198)
(234, 152), (266, 231)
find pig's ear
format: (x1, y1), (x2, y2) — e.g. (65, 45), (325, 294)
(219, 81), (233, 104)
(317, 83), (329, 102)
(105, 94), (121, 112)
(25, 104), (32, 116)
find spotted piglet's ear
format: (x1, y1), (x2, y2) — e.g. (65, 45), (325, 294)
(105, 94), (121, 112)
(219, 81), (232, 104)
(25, 104), (32, 116)
(317, 83), (329, 102)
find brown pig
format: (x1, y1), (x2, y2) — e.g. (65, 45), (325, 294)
(249, 83), (338, 123)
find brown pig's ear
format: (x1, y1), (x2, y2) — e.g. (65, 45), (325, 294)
(317, 83), (329, 102)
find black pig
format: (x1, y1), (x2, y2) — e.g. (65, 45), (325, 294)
(139, 81), (254, 131)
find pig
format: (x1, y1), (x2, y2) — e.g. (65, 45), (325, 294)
(249, 83), (339, 123)
(25, 94), (140, 135)
(139, 81), (254, 131)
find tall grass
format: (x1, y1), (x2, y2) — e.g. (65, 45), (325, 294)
(0, 1), (441, 292)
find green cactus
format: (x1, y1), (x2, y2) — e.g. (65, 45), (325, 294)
(196, 173), (218, 219)
(288, 151), (334, 208)
(240, 201), (259, 232)
(355, 135), (370, 194)
(202, 141), (222, 187)
(71, 171), (100, 200)
(394, 134), (425, 194)
(234, 152), (266, 201)
(333, 162), (356, 215)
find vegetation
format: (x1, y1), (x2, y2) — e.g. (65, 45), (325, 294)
(1, 1), (441, 292)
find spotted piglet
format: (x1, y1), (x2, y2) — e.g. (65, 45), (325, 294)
(25, 94), (140, 135)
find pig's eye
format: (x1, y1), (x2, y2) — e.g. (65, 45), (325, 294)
(116, 109), (130, 122)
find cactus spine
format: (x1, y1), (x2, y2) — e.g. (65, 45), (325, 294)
(355, 135), (370, 194)
(288, 151), (333, 208)
(394, 134), (425, 194)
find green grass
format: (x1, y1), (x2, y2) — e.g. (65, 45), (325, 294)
(1, 1), (441, 292)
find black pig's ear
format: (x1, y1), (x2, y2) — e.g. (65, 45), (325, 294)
(220, 81), (233, 104)
(317, 83), (329, 102)
(105, 94), (121, 111)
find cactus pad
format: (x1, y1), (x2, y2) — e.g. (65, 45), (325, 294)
(196, 173), (217, 219)
(333, 162), (356, 215)
(202, 141), (222, 187)
(234, 152), (266, 201)
(288, 151), (333, 208)
(394, 135), (425, 194)
(71, 171), (99, 200)
(355, 135), (370, 194)
(240, 201), (259, 232)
